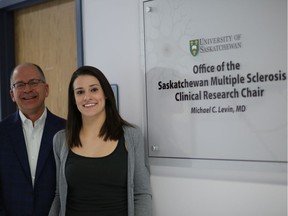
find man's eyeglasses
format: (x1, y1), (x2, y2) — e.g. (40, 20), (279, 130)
(12, 79), (45, 90)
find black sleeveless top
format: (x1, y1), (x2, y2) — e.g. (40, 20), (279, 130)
(65, 136), (128, 216)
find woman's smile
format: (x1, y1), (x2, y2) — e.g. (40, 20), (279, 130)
(83, 103), (96, 108)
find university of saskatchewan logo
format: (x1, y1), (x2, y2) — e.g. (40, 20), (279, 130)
(189, 39), (199, 56)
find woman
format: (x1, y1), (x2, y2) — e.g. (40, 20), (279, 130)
(49, 66), (152, 216)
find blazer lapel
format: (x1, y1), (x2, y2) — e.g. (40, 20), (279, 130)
(35, 125), (53, 181)
(34, 110), (57, 183)
(9, 114), (32, 184)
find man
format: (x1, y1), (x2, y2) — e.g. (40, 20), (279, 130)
(0, 63), (66, 215)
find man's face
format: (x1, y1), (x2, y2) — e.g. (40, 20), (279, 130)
(10, 65), (49, 117)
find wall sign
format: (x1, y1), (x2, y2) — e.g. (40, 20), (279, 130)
(143, 0), (287, 162)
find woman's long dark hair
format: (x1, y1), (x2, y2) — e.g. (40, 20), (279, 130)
(66, 66), (133, 148)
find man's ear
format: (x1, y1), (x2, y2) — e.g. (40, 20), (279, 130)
(10, 89), (16, 102)
(45, 83), (49, 98)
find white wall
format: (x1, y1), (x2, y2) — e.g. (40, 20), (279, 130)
(82, 0), (144, 126)
(82, 0), (287, 215)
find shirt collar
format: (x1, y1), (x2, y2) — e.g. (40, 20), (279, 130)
(19, 108), (47, 126)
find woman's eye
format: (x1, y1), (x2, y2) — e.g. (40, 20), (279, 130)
(76, 90), (84, 95)
(91, 87), (98, 92)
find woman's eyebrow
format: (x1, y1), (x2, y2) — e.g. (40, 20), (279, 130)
(90, 83), (100, 87)
(74, 83), (100, 90)
(74, 87), (83, 91)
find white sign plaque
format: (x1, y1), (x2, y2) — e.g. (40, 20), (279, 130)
(143, 0), (287, 162)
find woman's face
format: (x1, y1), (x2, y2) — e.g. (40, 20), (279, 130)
(73, 75), (106, 118)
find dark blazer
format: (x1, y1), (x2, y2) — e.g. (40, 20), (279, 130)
(0, 109), (65, 216)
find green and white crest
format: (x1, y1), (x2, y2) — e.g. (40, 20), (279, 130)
(189, 39), (199, 56)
